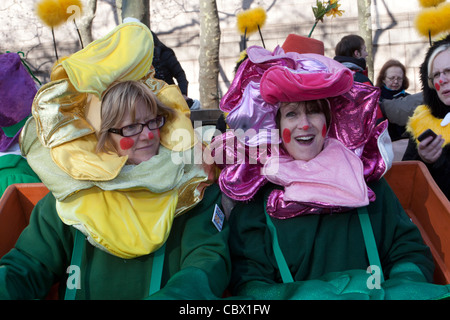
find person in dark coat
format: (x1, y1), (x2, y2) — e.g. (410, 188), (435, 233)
(376, 59), (411, 141)
(402, 35), (450, 199)
(151, 31), (193, 107)
(333, 34), (372, 86)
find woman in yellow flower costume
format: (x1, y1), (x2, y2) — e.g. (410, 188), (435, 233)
(0, 21), (230, 300)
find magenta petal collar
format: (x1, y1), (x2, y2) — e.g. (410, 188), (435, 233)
(263, 138), (369, 215)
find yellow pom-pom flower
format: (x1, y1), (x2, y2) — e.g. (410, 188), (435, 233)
(58, 0), (84, 19)
(418, 0), (446, 8)
(36, 0), (83, 28)
(236, 7), (267, 35)
(36, 0), (66, 28)
(415, 3), (450, 37)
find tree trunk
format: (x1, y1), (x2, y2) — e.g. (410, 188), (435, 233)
(357, 0), (374, 82)
(78, 0), (97, 45)
(198, 0), (221, 109)
(118, 0), (150, 28)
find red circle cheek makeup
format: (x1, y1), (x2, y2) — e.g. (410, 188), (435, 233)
(120, 137), (135, 150)
(322, 124), (327, 138)
(282, 128), (291, 143)
(435, 82), (441, 91)
(148, 131), (154, 140)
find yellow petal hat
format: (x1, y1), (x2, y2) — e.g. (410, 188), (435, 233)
(25, 21), (195, 181)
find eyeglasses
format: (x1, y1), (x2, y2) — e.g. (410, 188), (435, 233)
(385, 76), (403, 83)
(429, 68), (450, 82)
(108, 115), (165, 137)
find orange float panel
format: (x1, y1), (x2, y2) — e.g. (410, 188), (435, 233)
(385, 161), (450, 285)
(0, 183), (49, 258)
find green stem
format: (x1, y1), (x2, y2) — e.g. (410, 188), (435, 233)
(51, 27), (59, 61)
(308, 20), (318, 38)
(258, 25), (265, 48)
(73, 20), (84, 49)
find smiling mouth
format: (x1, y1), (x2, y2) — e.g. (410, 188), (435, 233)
(136, 144), (154, 151)
(294, 135), (315, 144)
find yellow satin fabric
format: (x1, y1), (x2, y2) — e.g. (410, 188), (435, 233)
(156, 84), (197, 152)
(51, 134), (127, 181)
(61, 22), (153, 98)
(32, 79), (92, 149)
(57, 187), (178, 259)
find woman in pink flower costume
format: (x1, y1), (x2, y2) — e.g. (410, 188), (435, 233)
(211, 40), (450, 299)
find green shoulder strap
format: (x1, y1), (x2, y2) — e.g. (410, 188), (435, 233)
(65, 230), (84, 300)
(357, 206), (385, 283)
(148, 242), (166, 296)
(265, 205), (385, 285)
(264, 209), (294, 283)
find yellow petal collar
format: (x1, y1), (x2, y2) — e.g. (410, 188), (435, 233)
(57, 187), (178, 259)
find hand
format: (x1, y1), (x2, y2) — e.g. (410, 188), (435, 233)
(417, 135), (444, 164)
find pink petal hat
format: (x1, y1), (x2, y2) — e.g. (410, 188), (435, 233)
(260, 53), (354, 104)
(212, 34), (390, 204)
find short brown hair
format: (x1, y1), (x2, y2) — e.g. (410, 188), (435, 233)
(375, 59), (409, 90)
(335, 35), (365, 57)
(96, 80), (174, 153)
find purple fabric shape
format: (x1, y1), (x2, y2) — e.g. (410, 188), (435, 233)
(220, 46), (297, 113)
(0, 53), (37, 151)
(211, 130), (282, 201)
(226, 81), (281, 146)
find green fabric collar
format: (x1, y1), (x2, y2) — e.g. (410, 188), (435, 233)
(0, 154), (22, 169)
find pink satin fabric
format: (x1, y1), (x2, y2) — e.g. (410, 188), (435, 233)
(263, 138), (369, 217)
(260, 54), (354, 104)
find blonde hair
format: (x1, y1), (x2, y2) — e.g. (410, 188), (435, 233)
(427, 44), (450, 88)
(96, 80), (174, 153)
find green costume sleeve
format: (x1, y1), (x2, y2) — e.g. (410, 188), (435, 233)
(381, 262), (450, 300)
(147, 183), (231, 299)
(0, 192), (73, 299)
(235, 269), (386, 300)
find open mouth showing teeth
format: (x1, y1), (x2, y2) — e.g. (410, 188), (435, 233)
(295, 135), (314, 144)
